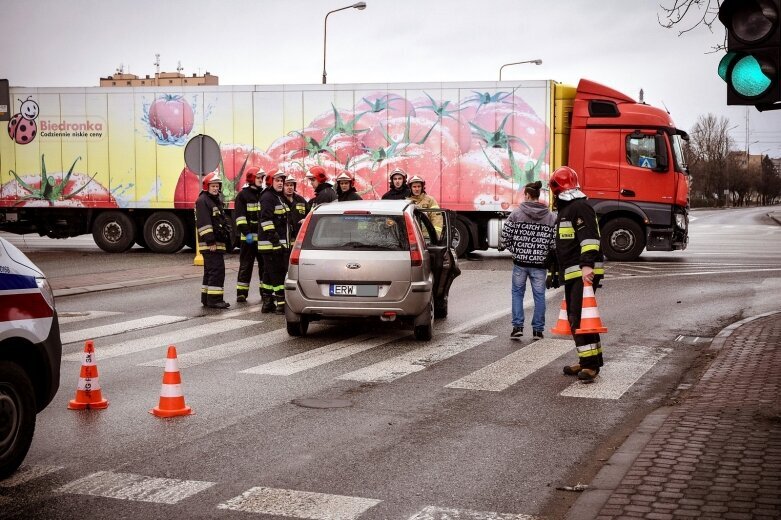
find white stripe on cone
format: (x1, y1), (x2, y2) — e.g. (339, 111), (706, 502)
(159, 384), (183, 398)
(76, 378), (101, 391)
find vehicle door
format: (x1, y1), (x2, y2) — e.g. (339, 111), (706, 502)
(619, 130), (675, 207)
(414, 208), (461, 302)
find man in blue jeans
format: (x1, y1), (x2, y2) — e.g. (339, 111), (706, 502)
(501, 181), (556, 340)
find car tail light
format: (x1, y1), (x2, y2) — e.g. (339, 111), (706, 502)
(404, 213), (423, 267)
(290, 213), (313, 266)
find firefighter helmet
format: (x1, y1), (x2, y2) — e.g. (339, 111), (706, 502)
(202, 171), (223, 190)
(308, 165), (327, 183)
(408, 174), (425, 187)
(335, 171), (353, 183)
(389, 167), (407, 181)
(272, 169), (287, 179)
(245, 166), (262, 185)
(284, 174), (297, 185)
(549, 166), (580, 197)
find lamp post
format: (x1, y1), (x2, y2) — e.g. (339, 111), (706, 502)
(322, 2), (367, 84)
(499, 59), (542, 81)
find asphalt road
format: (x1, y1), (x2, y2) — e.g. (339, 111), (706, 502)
(2, 206), (780, 520)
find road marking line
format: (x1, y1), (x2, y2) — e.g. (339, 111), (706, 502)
(139, 328), (290, 368)
(54, 470), (214, 504)
(559, 346), (672, 400)
(0, 465), (63, 487)
(58, 311), (123, 324)
(241, 331), (408, 375)
(63, 319), (258, 362)
(445, 339), (574, 392)
(215, 304), (262, 319)
(60, 315), (188, 345)
(337, 333), (494, 383)
(444, 308), (511, 334)
(217, 486), (381, 519)
(408, 505), (539, 520)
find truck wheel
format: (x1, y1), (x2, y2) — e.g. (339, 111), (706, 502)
(451, 219), (471, 258)
(601, 218), (645, 261)
(92, 211), (136, 253)
(143, 212), (185, 254)
(0, 362), (36, 480)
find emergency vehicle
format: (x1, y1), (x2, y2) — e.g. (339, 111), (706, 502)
(0, 237), (61, 478)
(0, 78), (689, 260)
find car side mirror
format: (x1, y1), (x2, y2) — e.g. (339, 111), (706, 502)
(654, 134), (669, 172)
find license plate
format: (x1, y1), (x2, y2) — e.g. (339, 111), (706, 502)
(329, 284), (378, 297)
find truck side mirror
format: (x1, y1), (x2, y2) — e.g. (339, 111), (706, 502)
(654, 134), (669, 172)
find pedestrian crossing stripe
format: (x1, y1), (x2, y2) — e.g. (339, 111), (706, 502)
(337, 333), (494, 383)
(62, 318), (258, 362)
(408, 505), (539, 520)
(54, 470), (215, 504)
(217, 486), (382, 519)
(0, 464), (63, 487)
(60, 315), (188, 345)
(58, 311), (123, 325)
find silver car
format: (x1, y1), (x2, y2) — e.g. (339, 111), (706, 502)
(284, 199), (460, 340)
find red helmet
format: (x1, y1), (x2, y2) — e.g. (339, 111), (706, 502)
(245, 166), (261, 185)
(202, 172), (223, 191)
(309, 165), (328, 183)
(549, 166), (580, 197)
(264, 169), (277, 187)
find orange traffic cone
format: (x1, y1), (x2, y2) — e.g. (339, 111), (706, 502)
(150, 345), (192, 418)
(575, 281), (608, 334)
(551, 297), (572, 336)
(68, 340), (109, 410)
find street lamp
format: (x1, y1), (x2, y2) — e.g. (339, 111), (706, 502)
(499, 59), (542, 81)
(322, 2), (367, 84)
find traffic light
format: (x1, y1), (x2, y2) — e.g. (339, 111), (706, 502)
(718, 0), (780, 110)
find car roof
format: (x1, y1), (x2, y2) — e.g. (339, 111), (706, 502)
(312, 199), (412, 215)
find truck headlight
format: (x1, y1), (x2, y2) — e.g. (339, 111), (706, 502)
(674, 213), (687, 230)
(36, 277), (56, 310)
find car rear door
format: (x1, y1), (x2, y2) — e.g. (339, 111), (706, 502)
(414, 208), (461, 301)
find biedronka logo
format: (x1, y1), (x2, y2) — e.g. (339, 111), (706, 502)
(7, 96), (105, 144)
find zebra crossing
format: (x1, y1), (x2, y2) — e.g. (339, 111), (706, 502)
(58, 309), (670, 400)
(2, 465), (541, 519)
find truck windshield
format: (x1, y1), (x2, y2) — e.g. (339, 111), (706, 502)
(671, 134), (687, 174)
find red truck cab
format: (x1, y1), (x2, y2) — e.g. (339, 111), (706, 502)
(566, 79), (690, 260)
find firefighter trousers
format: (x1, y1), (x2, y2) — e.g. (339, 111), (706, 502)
(564, 278), (604, 370)
(202, 250), (226, 305)
(261, 249), (287, 310)
(236, 242), (264, 299)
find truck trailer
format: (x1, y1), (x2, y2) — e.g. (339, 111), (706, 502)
(0, 78), (689, 260)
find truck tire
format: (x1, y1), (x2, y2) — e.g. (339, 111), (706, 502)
(92, 211), (136, 253)
(0, 361), (36, 480)
(601, 218), (645, 261)
(143, 212), (185, 254)
(451, 218), (471, 258)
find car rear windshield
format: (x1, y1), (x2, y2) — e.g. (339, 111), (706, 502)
(303, 214), (410, 251)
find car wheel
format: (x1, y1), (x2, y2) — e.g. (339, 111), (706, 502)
(0, 362), (36, 480)
(601, 218), (645, 261)
(451, 218), (471, 258)
(143, 212), (186, 254)
(286, 315), (309, 337)
(434, 297), (448, 319)
(414, 299), (434, 341)
(92, 211), (136, 253)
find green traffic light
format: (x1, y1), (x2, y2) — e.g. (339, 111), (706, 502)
(718, 52), (737, 81)
(731, 55), (772, 97)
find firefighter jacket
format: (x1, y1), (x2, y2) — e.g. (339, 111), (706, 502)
(308, 183), (337, 211)
(408, 192), (443, 233)
(195, 190), (232, 252)
(259, 188), (291, 252)
(336, 186), (362, 202)
(284, 193), (308, 239)
(501, 201), (556, 268)
(233, 184), (262, 240)
(554, 196), (605, 283)
(382, 184), (411, 200)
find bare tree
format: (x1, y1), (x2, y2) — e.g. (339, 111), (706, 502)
(658, 0), (726, 50)
(687, 113), (735, 206)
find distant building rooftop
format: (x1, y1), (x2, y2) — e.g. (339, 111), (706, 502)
(99, 71), (218, 87)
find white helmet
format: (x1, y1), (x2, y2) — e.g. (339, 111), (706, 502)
(389, 167), (407, 181)
(335, 171), (353, 183)
(408, 174), (425, 186)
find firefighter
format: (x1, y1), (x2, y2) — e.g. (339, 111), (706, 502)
(259, 170), (292, 314)
(307, 166), (337, 210)
(382, 167), (411, 200)
(195, 172), (232, 309)
(282, 174), (308, 240)
(548, 166), (605, 383)
(335, 171), (362, 201)
(407, 174), (443, 235)
(234, 166), (264, 303)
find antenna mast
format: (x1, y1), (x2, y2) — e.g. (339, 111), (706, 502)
(154, 54), (161, 74)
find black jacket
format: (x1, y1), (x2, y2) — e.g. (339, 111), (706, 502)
(258, 188), (291, 253)
(382, 184), (411, 200)
(233, 185), (262, 239)
(554, 197), (604, 283)
(195, 191), (231, 252)
(283, 192), (308, 238)
(309, 183), (337, 210)
(337, 186), (362, 202)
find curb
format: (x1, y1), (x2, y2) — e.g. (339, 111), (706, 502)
(53, 272), (202, 298)
(563, 310), (781, 520)
(769, 212), (781, 226)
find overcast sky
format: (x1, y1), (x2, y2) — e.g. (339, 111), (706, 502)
(4, 0), (780, 157)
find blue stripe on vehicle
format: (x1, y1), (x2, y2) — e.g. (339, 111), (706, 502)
(0, 272), (38, 291)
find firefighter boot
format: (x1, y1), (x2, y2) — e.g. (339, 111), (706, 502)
(577, 368), (599, 383)
(201, 291), (207, 307)
(261, 293), (275, 313)
(206, 293), (230, 309)
(563, 364), (581, 376)
(273, 294), (286, 315)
